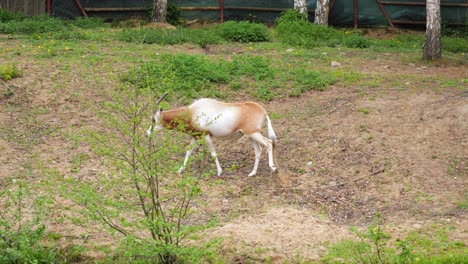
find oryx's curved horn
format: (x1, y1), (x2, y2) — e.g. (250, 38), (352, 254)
(155, 92), (168, 106)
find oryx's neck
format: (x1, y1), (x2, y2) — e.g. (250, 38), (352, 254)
(161, 107), (191, 128)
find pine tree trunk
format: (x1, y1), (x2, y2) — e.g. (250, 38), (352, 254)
(294, 0), (308, 18)
(152, 0), (167, 23)
(315, 0), (330, 25)
(423, 0), (441, 60)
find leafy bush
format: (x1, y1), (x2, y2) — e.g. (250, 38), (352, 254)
(344, 35), (372, 48)
(275, 9), (308, 25)
(0, 64), (21, 81)
(0, 9), (25, 22)
(216, 21), (271, 42)
(166, 3), (182, 25)
(60, 86), (220, 263)
(276, 19), (343, 48)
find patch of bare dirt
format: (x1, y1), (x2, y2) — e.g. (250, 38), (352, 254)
(206, 206), (353, 262)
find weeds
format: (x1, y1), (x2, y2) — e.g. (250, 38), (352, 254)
(118, 27), (223, 47)
(0, 179), (63, 263)
(323, 213), (467, 264)
(0, 64), (21, 80)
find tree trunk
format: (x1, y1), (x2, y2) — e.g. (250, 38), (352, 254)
(423, 0), (441, 60)
(315, 0), (330, 25)
(294, 0), (308, 18)
(152, 0), (167, 23)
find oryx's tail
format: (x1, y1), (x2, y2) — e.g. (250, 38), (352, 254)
(266, 114), (276, 149)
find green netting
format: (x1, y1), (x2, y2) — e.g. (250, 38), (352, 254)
(169, 0), (467, 26)
(49, 0), (467, 26)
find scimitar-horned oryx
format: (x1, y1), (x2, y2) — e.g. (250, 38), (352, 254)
(146, 93), (277, 177)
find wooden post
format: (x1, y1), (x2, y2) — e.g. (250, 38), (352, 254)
(376, 0), (395, 28)
(354, 0), (358, 28)
(47, 0), (51, 16)
(73, 0), (88, 17)
(220, 0), (224, 23)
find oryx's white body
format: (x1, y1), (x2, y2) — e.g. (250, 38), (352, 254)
(147, 98), (277, 176)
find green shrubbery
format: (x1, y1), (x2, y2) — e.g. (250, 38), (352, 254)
(0, 64), (21, 81)
(0, 9), (25, 22)
(119, 21), (271, 46)
(276, 16), (344, 48)
(0, 14), (106, 35)
(216, 21), (271, 42)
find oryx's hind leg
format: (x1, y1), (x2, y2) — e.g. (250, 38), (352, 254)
(179, 137), (198, 174)
(249, 140), (262, 177)
(205, 134), (223, 176)
(249, 132), (277, 173)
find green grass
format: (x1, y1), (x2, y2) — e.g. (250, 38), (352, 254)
(118, 27), (223, 47)
(323, 222), (467, 264)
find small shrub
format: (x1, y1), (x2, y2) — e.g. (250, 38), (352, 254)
(275, 9), (308, 25)
(344, 35), (372, 48)
(216, 21), (271, 42)
(166, 3), (182, 25)
(276, 20), (343, 48)
(0, 64), (21, 81)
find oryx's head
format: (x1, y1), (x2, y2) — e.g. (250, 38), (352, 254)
(146, 92), (168, 137)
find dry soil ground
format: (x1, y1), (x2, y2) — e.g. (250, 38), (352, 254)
(0, 36), (467, 262)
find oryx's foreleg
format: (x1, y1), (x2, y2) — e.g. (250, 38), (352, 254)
(249, 140), (262, 177)
(178, 137), (198, 174)
(205, 134), (223, 176)
(249, 132), (277, 173)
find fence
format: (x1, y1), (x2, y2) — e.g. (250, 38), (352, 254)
(0, 0), (466, 27)
(0, 0), (46, 16)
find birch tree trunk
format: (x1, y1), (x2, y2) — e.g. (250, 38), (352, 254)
(315, 0), (330, 25)
(152, 0), (167, 23)
(294, 0), (308, 18)
(423, 0), (441, 60)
